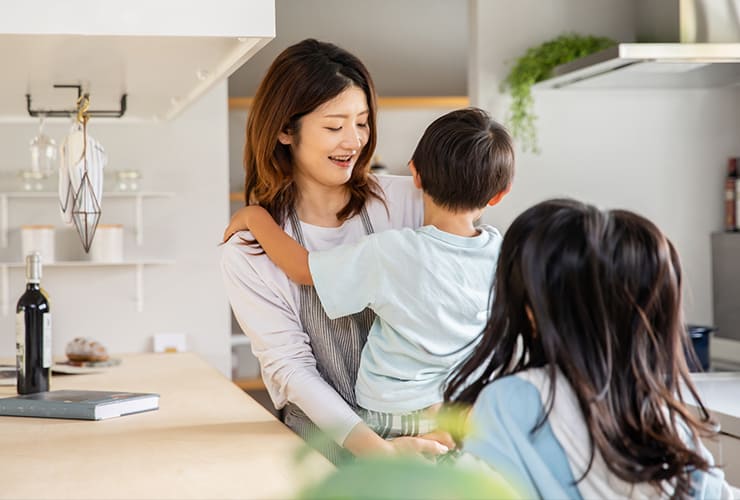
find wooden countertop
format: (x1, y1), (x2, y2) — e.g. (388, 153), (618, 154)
(0, 353), (333, 499)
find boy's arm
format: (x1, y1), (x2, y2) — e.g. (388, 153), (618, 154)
(239, 206), (313, 286)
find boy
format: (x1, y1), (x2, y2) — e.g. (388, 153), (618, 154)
(226, 108), (514, 438)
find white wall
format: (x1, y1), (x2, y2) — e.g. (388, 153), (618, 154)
(1, 83), (232, 375)
(469, 0), (740, 325)
(228, 0), (468, 97)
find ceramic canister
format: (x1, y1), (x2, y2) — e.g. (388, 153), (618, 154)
(89, 224), (124, 263)
(20, 225), (55, 264)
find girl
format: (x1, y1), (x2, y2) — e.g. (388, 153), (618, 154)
(221, 39), (451, 463)
(446, 199), (733, 498)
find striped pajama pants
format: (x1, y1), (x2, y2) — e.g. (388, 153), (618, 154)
(360, 407), (437, 438)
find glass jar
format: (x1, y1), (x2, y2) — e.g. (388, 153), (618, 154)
(18, 170), (46, 191)
(114, 170), (141, 192)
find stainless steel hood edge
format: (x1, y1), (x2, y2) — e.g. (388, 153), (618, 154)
(534, 43), (740, 90)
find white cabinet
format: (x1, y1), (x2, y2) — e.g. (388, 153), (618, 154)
(0, 0), (275, 121)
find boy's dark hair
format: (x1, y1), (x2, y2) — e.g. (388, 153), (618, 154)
(411, 107), (514, 211)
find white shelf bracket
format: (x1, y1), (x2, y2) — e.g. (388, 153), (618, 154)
(1, 194), (8, 248)
(1, 265), (8, 316)
(135, 194), (144, 246)
(135, 263), (144, 313)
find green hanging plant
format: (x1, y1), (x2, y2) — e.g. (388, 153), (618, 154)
(500, 33), (616, 153)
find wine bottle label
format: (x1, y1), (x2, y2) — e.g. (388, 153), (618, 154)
(726, 179), (738, 231)
(15, 311), (25, 378)
(42, 313), (52, 368)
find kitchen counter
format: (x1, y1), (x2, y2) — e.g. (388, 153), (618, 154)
(0, 352), (332, 499)
(692, 372), (740, 438)
(690, 372), (740, 485)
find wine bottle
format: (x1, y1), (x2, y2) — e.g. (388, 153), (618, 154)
(725, 158), (738, 232)
(16, 252), (51, 394)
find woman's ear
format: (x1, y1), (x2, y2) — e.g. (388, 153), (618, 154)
(408, 161), (422, 189)
(278, 130), (293, 145)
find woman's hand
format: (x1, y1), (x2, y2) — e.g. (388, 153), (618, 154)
(344, 422), (454, 461)
(223, 206), (264, 242)
(387, 432), (455, 459)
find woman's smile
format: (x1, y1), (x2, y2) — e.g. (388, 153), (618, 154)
(328, 153), (356, 169)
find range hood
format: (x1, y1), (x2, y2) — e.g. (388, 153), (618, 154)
(0, 0), (275, 121)
(535, 0), (740, 90)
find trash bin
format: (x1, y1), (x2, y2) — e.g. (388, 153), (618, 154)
(685, 325), (715, 372)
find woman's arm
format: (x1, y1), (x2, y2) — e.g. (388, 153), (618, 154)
(221, 242), (451, 457)
(222, 242), (361, 443)
(223, 206), (312, 285)
(345, 422), (453, 457)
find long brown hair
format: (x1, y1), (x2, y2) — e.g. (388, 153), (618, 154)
(243, 38), (384, 227)
(445, 199), (716, 497)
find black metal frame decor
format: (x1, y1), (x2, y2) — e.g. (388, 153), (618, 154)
(26, 84), (127, 119)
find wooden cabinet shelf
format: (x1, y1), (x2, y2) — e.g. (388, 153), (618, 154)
(233, 377), (265, 391)
(228, 96), (469, 111)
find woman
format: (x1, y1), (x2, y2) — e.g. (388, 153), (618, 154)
(221, 39), (451, 463)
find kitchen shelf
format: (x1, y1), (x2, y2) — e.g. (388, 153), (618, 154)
(0, 191), (175, 247)
(1, 259), (174, 316)
(228, 96), (470, 111)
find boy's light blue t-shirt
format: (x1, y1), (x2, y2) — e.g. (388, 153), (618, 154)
(309, 224), (502, 413)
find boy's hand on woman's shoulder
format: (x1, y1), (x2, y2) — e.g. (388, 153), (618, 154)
(222, 205), (269, 243)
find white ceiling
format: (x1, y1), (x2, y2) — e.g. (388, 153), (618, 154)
(228, 0), (469, 98)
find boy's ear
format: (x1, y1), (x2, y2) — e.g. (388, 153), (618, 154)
(278, 129), (293, 145)
(487, 184), (512, 207)
(408, 161), (422, 189)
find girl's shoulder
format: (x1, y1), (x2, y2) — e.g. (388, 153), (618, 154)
(474, 371), (549, 427)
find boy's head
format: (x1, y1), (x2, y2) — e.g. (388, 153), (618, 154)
(410, 107), (514, 211)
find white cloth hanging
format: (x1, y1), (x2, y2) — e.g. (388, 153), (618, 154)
(58, 123), (106, 224)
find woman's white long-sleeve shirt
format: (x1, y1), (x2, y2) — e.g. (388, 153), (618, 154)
(221, 175), (423, 445)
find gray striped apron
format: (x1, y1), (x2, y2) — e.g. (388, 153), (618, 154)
(283, 207), (375, 465)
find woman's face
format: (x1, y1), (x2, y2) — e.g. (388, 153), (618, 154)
(280, 86), (370, 189)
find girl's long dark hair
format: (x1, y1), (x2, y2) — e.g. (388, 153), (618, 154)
(445, 199), (716, 497)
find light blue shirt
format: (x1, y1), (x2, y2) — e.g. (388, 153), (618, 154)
(464, 369), (733, 499)
(309, 224), (502, 413)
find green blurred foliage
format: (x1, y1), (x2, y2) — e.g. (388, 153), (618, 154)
(293, 404), (520, 499)
(298, 456), (522, 500)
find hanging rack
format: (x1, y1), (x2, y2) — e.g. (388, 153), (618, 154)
(26, 84), (127, 118)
